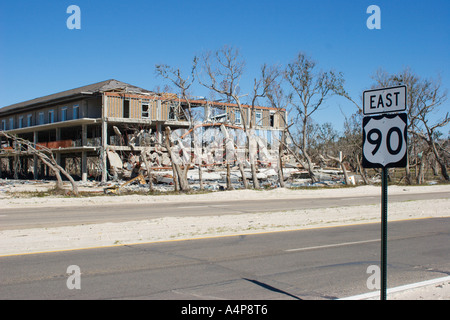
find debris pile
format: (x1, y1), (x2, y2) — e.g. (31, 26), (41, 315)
(100, 165), (360, 194)
(0, 163), (361, 196)
(1, 126), (363, 195)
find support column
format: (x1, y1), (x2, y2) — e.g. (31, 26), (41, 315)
(157, 123), (162, 145)
(33, 131), (38, 180)
(55, 127), (61, 166)
(101, 121), (108, 182)
(81, 124), (87, 146)
(13, 140), (19, 179)
(9, 157), (14, 178)
(0, 136), (2, 178)
(81, 124), (88, 182)
(26, 157), (31, 178)
(101, 95), (108, 183)
(81, 151), (87, 182)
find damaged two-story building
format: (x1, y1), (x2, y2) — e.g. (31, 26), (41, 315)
(0, 79), (287, 182)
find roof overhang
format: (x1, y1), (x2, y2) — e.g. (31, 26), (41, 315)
(0, 93), (99, 117)
(2, 118), (101, 135)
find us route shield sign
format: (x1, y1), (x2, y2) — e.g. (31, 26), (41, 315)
(362, 113), (408, 168)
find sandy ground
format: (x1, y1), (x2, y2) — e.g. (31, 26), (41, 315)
(0, 181), (449, 299)
(0, 180), (448, 208)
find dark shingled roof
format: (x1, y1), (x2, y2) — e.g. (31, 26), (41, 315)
(0, 79), (153, 115)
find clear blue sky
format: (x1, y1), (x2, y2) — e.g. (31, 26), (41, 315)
(1, 0), (449, 133)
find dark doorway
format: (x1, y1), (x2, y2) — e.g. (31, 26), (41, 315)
(123, 100), (130, 118)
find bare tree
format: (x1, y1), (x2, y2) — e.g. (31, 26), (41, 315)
(413, 103), (449, 181)
(266, 79), (292, 187)
(340, 112), (369, 184)
(155, 57), (198, 123)
(247, 64), (281, 188)
(307, 121), (339, 165)
(140, 148), (154, 192)
(197, 47), (280, 189)
(372, 68), (449, 181)
(410, 81), (448, 181)
(156, 58), (199, 191)
(284, 52), (345, 182)
(197, 46), (253, 188)
(0, 132), (79, 195)
(164, 127), (190, 191)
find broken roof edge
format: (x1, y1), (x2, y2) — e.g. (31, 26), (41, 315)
(0, 79), (286, 115)
(105, 92), (286, 112)
(0, 79), (154, 115)
(179, 98), (287, 112)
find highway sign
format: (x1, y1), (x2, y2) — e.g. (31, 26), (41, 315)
(362, 85), (408, 300)
(362, 113), (407, 168)
(363, 85), (407, 115)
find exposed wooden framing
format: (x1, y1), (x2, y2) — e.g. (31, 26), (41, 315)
(1, 80), (286, 184)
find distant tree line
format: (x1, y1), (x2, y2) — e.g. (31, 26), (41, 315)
(156, 45), (449, 187)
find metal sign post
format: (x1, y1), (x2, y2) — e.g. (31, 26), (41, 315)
(362, 86), (408, 300)
(381, 167), (388, 300)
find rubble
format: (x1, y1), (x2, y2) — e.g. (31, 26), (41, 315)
(1, 136), (363, 196)
(116, 165), (359, 193)
(1, 164), (359, 197)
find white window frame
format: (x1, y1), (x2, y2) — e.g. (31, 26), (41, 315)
(235, 110), (241, 124)
(73, 105), (79, 119)
(48, 110), (55, 123)
(141, 100), (150, 118)
(61, 107), (68, 121)
(255, 111), (263, 126)
(27, 114), (33, 127)
(1, 120), (6, 131)
(9, 118), (14, 130)
(38, 112), (45, 125)
(18, 116), (24, 129)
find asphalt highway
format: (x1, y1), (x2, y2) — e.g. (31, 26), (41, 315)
(0, 191), (448, 230)
(0, 217), (449, 300)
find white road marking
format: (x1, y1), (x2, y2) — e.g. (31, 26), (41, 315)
(176, 204), (232, 209)
(284, 239), (380, 252)
(338, 276), (450, 300)
(176, 205), (210, 209)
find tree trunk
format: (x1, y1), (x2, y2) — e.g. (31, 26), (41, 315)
(250, 163), (260, 189)
(417, 157), (425, 184)
(247, 130), (260, 189)
(54, 170), (64, 190)
(226, 163), (233, 190)
(39, 155), (63, 190)
(404, 161), (413, 185)
(55, 163), (79, 195)
(340, 161), (350, 185)
(439, 162), (449, 181)
(356, 154), (369, 185)
(277, 154), (285, 187)
(304, 151), (317, 183)
(277, 130), (285, 187)
(430, 142), (449, 181)
(171, 161), (179, 191)
(165, 127), (190, 192)
(326, 153), (350, 185)
(140, 151), (154, 192)
(302, 118), (317, 183)
(0, 132), (79, 194)
(198, 165), (203, 190)
(239, 163), (248, 189)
